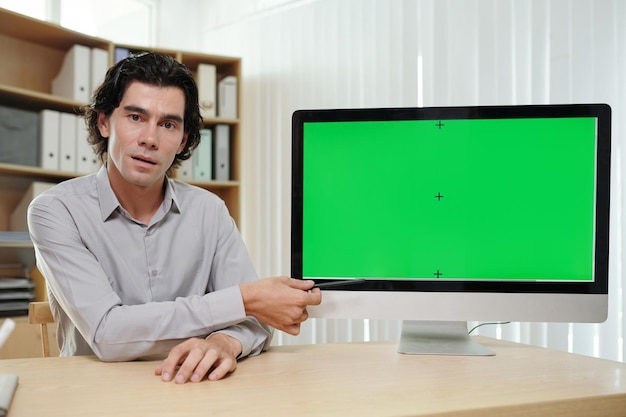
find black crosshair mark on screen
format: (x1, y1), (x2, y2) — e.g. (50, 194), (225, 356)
(433, 121), (446, 279)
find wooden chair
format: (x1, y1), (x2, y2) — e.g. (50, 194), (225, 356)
(28, 301), (54, 357)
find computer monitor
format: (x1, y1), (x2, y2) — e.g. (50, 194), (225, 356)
(291, 103), (611, 356)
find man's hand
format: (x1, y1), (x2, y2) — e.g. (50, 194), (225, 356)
(240, 276), (322, 335)
(155, 333), (242, 383)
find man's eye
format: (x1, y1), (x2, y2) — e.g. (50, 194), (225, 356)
(163, 121), (175, 129)
(129, 114), (141, 121)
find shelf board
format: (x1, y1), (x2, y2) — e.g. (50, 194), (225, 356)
(0, 85), (241, 122)
(0, 242), (33, 249)
(0, 8), (109, 50)
(184, 179), (240, 189)
(0, 84), (85, 113)
(0, 163), (240, 188)
(203, 117), (239, 125)
(180, 51), (241, 69)
(0, 164), (242, 191)
(0, 163), (76, 182)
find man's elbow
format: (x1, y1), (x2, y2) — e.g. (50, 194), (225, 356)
(91, 344), (136, 362)
(91, 338), (175, 362)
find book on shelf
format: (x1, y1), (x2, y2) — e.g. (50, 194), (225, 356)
(90, 48), (109, 95)
(193, 128), (213, 181)
(52, 45), (110, 103)
(197, 63), (217, 119)
(114, 47), (150, 63)
(178, 158), (194, 181)
(39, 110), (99, 174)
(75, 115), (99, 174)
(218, 76), (238, 119)
(59, 112), (77, 172)
(114, 47), (130, 63)
(39, 109), (61, 170)
(52, 44), (91, 103)
(214, 124), (230, 181)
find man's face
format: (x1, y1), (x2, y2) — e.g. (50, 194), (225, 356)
(97, 80), (188, 190)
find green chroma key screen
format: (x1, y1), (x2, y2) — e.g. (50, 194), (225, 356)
(302, 117), (598, 282)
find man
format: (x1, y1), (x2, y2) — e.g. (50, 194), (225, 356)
(27, 52), (321, 384)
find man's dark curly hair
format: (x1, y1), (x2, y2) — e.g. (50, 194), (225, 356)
(82, 51), (202, 176)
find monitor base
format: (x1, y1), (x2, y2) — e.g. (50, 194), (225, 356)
(398, 320), (496, 356)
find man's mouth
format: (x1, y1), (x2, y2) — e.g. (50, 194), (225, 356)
(132, 155), (156, 165)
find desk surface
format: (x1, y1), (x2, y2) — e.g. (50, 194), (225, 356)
(2, 337), (626, 417)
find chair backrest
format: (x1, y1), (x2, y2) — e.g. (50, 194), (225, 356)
(28, 301), (54, 357)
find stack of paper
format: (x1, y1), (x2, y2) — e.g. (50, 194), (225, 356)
(0, 276), (34, 316)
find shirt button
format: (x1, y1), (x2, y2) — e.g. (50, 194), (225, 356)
(151, 269), (158, 276)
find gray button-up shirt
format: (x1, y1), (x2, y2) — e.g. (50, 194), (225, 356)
(28, 166), (271, 361)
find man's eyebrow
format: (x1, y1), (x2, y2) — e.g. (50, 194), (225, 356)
(122, 105), (184, 123)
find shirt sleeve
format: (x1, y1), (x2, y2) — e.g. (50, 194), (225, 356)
(28, 191), (272, 362)
(214, 317), (273, 358)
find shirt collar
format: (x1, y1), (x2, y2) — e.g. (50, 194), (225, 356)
(96, 165), (181, 222)
(96, 165), (119, 221)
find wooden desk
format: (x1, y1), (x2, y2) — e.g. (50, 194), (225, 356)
(2, 337), (626, 417)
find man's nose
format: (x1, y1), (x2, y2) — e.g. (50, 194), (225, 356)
(140, 124), (159, 148)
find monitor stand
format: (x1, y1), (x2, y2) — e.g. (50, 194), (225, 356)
(397, 320), (496, 356)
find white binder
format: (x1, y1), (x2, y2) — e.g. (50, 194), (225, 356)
(217, 76), (237, 119)
(59, 113), (77, 172)
(52, 44), (91, 103)
(90, 47), (109, 97)
(39, 109), (60, 171)
(197, 63), (217, 119)
(178, 158), (194, 181)
(75, 116), (98, 174)
(214, 124), (230, 181)
(193, 128), (213, 181)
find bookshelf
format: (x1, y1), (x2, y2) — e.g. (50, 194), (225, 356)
(0, 7), (241, 355)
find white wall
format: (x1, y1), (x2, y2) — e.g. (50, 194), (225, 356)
(158, 0), (626, 359)
(155, 0), (201, 50)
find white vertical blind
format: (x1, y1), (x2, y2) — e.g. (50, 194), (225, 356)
(200, 0), (626, 360)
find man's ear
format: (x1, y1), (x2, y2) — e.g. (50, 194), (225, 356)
(97, 113), (110, 138)
(178, 132), (189, 154)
